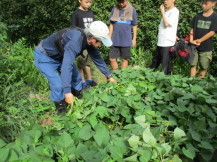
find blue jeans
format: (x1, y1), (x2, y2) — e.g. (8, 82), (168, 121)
(34, 47), (82, 102)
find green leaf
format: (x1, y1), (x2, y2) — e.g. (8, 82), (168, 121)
(124, 154), (138, 161)
(143, 125), (156, 145)
(128, 135), (140, 148)
(79, 124), (93, 140)
(0, 139), (6, 148)
(174, 127), (186, 140)
(134, 115), (146, 128)
(57, 132), (74, 148)
(76, 143), (88, 157)
(182, 144), (195, 160)
(189, 129), (201, 141)
(94, 106), (110, 118)
(8, 149), (19, 161)
(0, 148), (10, 162)
(171, 155), (182, 162)
(138, 149), (152, 162)
(93, 122), (110, 146)
(88, 114), (98, 128)
(191, 85), (203, 93)
(161, 143), (171, 155)
(198, 141), (214, 150)
(101, 94), (111, 103)
(124, 84), (137, 96)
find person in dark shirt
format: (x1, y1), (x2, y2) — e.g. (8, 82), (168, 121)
(71, 0), (97, 90)
(34, 21), (116, 115)
(189, 0), (217, 78)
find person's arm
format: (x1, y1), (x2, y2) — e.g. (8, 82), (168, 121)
(87, 46), (116, 84)
(131, 8), (138, 47)
(196, 31), (216, 44)
(132, 25), (137, 47)
(160, 5), (170, 27)
(109, 23), (114, 38)
(61, 31), (83, 104)
(71, 11), (77, 27)
(189, 28), (200, 46)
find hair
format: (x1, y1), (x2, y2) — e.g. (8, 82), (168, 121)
(202, 0), (217, 2)
(116, 0), (127, 3)
(84, 28), (93, 38)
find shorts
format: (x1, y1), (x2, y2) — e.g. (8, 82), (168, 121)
(109, 46), (131, 59)
(191, 50), (212, 70)
(77, 50), (93, 69)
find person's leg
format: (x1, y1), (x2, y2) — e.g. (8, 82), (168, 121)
(34, 47), (64, 102)
(85, 65), (92, 80)
(198, 69), (207, 78)
(71, 63), (83, 98)
(190, 49), (198, 77)
(190, 66), (197, 77)
(121, 59), (128, 69)
(109, 46), (120, 70)
(149, 47), (161, 70)
(34, 47), (66, 114)
(110, 58), (118, 70)
(120, 47), (131, 69)
(78, 68), (85, 83)
(198, 51), (212, 78)
(160, 46), (172, 75)
(85, 65), (97, 86)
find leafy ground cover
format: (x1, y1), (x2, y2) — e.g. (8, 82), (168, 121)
(0, 67), (217, 162)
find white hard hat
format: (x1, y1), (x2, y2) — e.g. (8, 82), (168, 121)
(88, 21), (113, 47)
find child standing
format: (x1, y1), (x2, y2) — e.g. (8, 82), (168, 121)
(109, 0), (138, 70)
(149, 0), (179, 75)
(189, 0), (217, 78)
(71, 0), (97, 90)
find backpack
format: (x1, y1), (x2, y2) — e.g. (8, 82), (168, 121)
(170, 36), (196, 64)
(54, 27), (86, 56)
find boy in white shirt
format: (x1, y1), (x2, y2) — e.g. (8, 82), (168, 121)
(149, 0), (179, 75)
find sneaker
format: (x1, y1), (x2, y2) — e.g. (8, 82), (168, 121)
(71, 89), (83, 99)
(54, 100), (67, 115)
(87, 80), (97, 87)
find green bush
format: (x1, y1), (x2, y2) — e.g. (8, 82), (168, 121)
(0, 37), (51, 142)
(0, 0), (216, 76)
(0, 68), (217, 161)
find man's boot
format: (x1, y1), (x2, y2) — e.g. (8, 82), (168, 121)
(71, 89), (83, 99)
(54, 100), (67, 115)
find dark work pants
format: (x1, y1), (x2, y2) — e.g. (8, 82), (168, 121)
(149, 46), (173, 75)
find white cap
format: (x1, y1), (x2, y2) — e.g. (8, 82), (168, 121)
(87, 21), (113, 47)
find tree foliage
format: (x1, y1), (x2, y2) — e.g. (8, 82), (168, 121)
(0, 0), (216, 75)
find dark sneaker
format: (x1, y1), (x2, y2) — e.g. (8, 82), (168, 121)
(87, 80), (97, 87)
(71, 89), (83, 99)
(54, 100), (67, 115)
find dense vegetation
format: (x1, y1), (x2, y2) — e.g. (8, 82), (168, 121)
(0, 0), (217, 75)
(0, 0), (217, 161)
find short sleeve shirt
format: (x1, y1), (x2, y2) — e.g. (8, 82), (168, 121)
(190, 12), (217, 52)
(110, 7), (137, 47)
(157, 7), (179, 47)
(71, 8), (96, 29)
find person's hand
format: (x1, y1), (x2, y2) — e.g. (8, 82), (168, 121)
(195, 39), (202, 44)
(132, 39), (136, 47)
(65, 93), (75, 105)
(107, 77), (117, 84)
(190, 40), (200, 46)
(176, 36), (180, 41)
(160, 4), (165, 13)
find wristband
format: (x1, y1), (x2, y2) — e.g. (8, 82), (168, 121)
(189, 33), (193, 36)
(106, 74), (113, 79)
